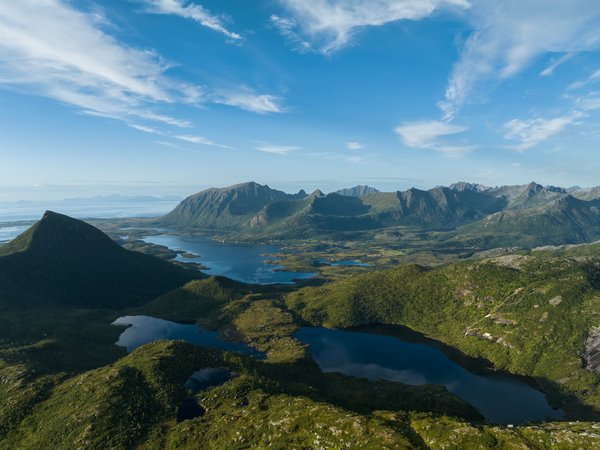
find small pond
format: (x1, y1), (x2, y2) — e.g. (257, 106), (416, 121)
(113, 315), (263, 357)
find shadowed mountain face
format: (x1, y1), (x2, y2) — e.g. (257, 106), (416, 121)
(156, 181), (600, 247)
(0, 211), (199, 308)
(159, 182), (307, 230)
(158, 182), (507, 233)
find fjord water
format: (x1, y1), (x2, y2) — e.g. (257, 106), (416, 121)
(140, 233), (316, 284)
(0, 225), (29, 243)
(294, 327), (563, 425)
(113, 316), (263, 357)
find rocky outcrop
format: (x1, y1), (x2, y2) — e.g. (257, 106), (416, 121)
(584, 327), (600, 376)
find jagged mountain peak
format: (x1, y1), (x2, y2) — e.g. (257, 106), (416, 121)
(334, 185), (379, 197)
(0, 212), (198, 307)
(449, 182), (490, 192)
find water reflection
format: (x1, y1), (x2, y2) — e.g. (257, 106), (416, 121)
(295, 327), (563, 425)
(113, 315), (263, 357)
(185, 367), (236, 393)
(141, 234), (316, 284)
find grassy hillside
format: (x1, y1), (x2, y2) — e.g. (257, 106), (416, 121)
(450, 195), (600, 248)
(286, 253), (600, 419)
(2, 211), (600, 447)
(5, 339), (597, 450)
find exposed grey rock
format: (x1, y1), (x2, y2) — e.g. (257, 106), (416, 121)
(584, 327), (600, 376)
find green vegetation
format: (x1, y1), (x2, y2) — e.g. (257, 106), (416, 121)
(156, 181), (600, 251)
(0, 211), (200, 308)
(286, 254), (600, 419)
(2, 211), (600, 448)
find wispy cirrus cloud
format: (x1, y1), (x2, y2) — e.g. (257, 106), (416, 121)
(346, 142), (364, 150)
(140, 0), (242, 41)
(440, 0), (600, 118)
(255, 144), (301, 155)
(127, 123), (159, 134)
(273, 0), (470, 54)
(213, 91), (285, 114)
(0, 0), (286, 137)
(540, 53), (575, 77)
(394, 120), (474, 156)
(503, 115), (579, 151)
(128, 122), (232, 149)
(175, 134), (233, 149)
(569, 68), (600, 90)
(0, 1), (201, 127)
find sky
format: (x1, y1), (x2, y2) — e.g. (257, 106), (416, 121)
(1, 0), (600, 201)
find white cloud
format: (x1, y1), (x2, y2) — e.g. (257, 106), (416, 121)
(503, 115), (577, 151)
(175, 134), (214, 145)
(175, 134), (233, 149)
(346, 142), (364, 150)
(127, 123), (232, 149)
(214, 91), (285, 114)
(256, 145), (301, 155)
(0, 1), (201, 127)
(141, 0), (241, 41)
(0, 0), (281, 133)
(270, 15), (311, 52)
(569, 68), (600, 90)
(575, 92), (600, 111)
(540, 53), (575, 77)
(274, 0), (470, 54)
(441, 0), (600, 118)
(128, 123), (159, 133)
(394, 120), (474, 156)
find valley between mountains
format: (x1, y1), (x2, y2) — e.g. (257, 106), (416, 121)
(2, 182), (600, 448)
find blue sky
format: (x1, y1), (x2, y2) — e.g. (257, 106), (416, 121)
(1, 0), (600, 200)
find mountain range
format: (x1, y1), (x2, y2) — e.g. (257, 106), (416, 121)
(157, 181), (600, 247)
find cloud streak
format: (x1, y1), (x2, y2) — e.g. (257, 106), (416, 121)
(503, 115), (578, 151)
(346, 142), (364, 150)
(441, 0), (600, 118)
(0, 0), (285, 137)
(273, 0), (470, 54)
(0, 1), (201, 127)
(395, 120), (474, 156)
(213, 91), (285, 114)
(255, 145), (301, 155)
(141, 0), (242, 41)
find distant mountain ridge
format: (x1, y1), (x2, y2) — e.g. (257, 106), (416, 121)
(0, 211), (199, 307)
(334, 185), (379, 197)
(156, 181), (600, 247)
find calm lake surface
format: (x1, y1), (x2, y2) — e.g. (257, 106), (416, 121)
(140, 234), (316, 285)
(113, 315), (263, 357)
(113, 315), (562, 425)
(0, 225), (29, 243)
(294, 327), (563, 425)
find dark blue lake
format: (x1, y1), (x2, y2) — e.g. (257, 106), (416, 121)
(113, 315), (263, 357)
(294, 327), (563, 425)
(140, 234), (316, 285)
